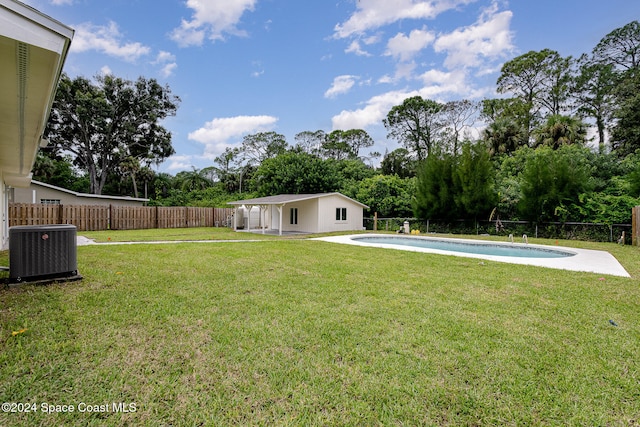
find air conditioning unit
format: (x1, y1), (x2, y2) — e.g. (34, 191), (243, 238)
(9, 225), (81, 283)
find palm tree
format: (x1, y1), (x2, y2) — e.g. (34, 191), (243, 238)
(138, 166), (155, 199)
(533, 114), (587, 149)
(175, 168), (213, 192)
(120, 157), (141, 198)
(483, 117), (523, 156)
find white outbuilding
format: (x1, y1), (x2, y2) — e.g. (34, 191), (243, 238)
(227, 193), (368, 235)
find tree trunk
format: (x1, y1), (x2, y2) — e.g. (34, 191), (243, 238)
(596, 116), (606, 154)
(131, 173), (139, 198)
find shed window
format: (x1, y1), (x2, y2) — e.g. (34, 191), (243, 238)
(290, 207), (298, 225)
(40, 199), (61, 205)
(336, 207), (347, 221)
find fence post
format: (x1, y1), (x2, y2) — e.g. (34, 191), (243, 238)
(610, 224), (613, 243)
(633, 206), (639, 246)
(373, 212), (377, 231)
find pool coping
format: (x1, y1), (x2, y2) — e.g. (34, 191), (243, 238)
(314, 234), (631, 277)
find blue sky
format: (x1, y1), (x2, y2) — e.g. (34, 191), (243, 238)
(25, 0), (640, 173)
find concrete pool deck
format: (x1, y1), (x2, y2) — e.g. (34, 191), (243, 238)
(315, 234), (631, 277)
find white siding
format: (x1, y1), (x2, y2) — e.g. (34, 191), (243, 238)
(317, 194), (364, 233)
(236, 206), (264, 229)
(282, 199), (318, 233)
(12, 183), (147, 206)
(229, 192), (367, 234)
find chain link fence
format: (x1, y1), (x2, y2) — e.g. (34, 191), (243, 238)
(365, 217), (632, 244)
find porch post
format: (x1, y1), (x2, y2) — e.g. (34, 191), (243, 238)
(277, 204), (284, 236)
(233, 206), (238, 231)
(245, 204), (252, 232)
(260, 204), (268, 234)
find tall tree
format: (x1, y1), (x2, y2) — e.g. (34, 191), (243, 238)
(322, 129), (374, 160)
(453, 142), (496, 219)
(380, 148), (416, 178)
(120, 156), (142, 198)
(413, 154), (457, 220)
(518, 145), (593, 222)
(496, 49), (572, 141)
(138, 166), (155, 199)
(343, 129), (375, 159)
(241, 131), (288, 164)
(212, 147), (247, 192)
(46, 73), (179, 195)
(294, 130), (325, 155)
(589, 21), (640, 155)
(610, 70), (640, 157)
(592, 20), (640, 71)
(322, 130), (355, 160)
(383, 96), (444, 161)
(574, 55), (616, 152)
(440, 100), (478, 155)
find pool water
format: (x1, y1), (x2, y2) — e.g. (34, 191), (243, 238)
(352, 236), (576, 259)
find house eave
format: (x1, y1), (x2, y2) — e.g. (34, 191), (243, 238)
(0, 0), (74, 185)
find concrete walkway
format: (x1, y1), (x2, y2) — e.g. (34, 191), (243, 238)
(76, 236), (261, 246)
(315, 234), (631, 277)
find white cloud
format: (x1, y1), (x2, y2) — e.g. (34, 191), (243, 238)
(153, 51), (178, 78)
(434, 7), (514, 69)
(160, 63), (178, 78)
(251, 60), (264, 78)
(171, 0), (257, 47)
(99, 65), (112, 76)
(70, 21), (150, 62)
(165, 154), (194, 171)
(331, 67), (488, 131)
(385, 28), (435, 61)
(188, 115), (279, 159)
(395, 61), (418, 81)
(416, 69), (473, 97)
(378, 62), (418, 85)
(345, 40), (372, 57)
(155, 51), (176, 64)
(331, 90), (414, 130)
(334, 0), (476, 39)
(170, 20), (205, 47)
(325, 75), (359, 99)
(50, 0), (73, 4)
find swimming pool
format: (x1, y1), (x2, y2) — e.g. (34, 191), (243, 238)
(353, 235), (575, 259)
(314, 234), (630, 277)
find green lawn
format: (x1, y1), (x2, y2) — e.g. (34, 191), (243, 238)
(1, 230), (639, 426)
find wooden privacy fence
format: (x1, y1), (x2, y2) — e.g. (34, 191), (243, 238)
(632, 206), (640, 246)
(8, 203), (234, 232)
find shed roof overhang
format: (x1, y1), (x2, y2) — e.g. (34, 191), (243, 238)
(227, 192), (369, 209)
(0, 0), (73, 187)
(31, 180), (150, 203)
